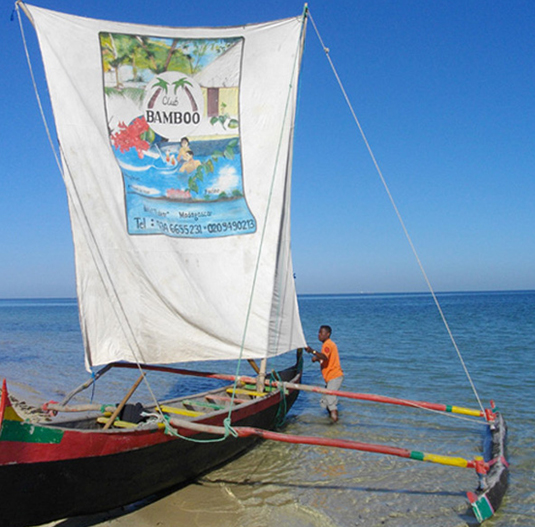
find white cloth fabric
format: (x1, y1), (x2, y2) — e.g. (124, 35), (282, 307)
(27, 4), (306, 369)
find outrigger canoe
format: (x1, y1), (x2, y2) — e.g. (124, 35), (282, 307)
(0, 357), (302, 527)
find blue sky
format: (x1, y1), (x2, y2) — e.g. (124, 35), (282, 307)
(1, 1), (534, 297)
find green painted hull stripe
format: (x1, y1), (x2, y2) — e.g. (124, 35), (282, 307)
(472, 496), (494, 522)
(0, 420), (63, 444)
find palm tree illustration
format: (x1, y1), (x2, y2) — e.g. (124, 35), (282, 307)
(148, 77), (169, 109)
(173, 78), (198, 112)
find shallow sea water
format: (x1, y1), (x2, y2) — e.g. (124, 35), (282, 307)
(0, 291), (534, 526)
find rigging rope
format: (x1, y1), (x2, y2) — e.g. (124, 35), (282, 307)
(274, 376), (289, 427)
(223, 5), (308, 432)
(17, 3), (167, 422)
(269, 7), (309, 356)
(16, 6), (61, 173)
(308, 11), (485, 416)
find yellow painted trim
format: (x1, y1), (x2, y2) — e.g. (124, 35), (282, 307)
(3, 407), (23, 422)
(96, 417), (138, 429)
(451, 405), (482, 417)
(160, 405), (204, 417)
(423, 453), (469, 468)
(226, 388), (267, 397)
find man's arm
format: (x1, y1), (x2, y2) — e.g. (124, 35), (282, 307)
(305, 346), (328, 362)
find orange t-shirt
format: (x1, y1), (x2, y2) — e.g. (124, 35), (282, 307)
(320, 339), (343, 383)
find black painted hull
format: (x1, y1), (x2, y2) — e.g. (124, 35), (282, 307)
(469, 412), (509, 523)
(0, 365), (300, 527)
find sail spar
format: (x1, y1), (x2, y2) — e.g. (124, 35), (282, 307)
(26, 4), (307, 368)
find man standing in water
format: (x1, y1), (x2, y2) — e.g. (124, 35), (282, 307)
(306, 325), (344, 422)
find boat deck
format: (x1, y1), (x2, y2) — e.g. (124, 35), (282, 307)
(46, 381), (274, 431)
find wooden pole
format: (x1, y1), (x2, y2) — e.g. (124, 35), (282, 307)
(247, 359), (261, 374)
(108, 362), (484, 418)
(256, 358), (267, 393)
(15, 2), (35, 26)
(267, 380), (485, 418)
(44, 403), (116, 413)
(168, 417), (485, 471)
(103, 373), (144, 430)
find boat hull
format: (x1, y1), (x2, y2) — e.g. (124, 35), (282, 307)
(469, 412), (509, 523)
(0, 364), (301, 527)
(468, 413), (509, 523)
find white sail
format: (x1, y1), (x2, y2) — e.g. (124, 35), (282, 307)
(27, 4), (306, 369)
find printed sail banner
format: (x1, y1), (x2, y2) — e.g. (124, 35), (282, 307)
(101, 34), (255, 237)
(28, 5), (306, 368)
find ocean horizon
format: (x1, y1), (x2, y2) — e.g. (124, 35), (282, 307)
(1, 287), (534, 301)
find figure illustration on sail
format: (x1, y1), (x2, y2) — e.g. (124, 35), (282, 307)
(0, 2), (508, 526)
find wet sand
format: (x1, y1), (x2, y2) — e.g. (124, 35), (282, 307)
(40, 480), (334, 527)
(37, 465), (337, 527)
(41, 483), (263, 527)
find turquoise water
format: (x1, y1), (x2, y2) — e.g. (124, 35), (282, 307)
(292, 291), (535, 526)
(0, 291), (533, 526)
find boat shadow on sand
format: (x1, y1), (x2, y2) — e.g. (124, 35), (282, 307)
(45, 476), (481, 527)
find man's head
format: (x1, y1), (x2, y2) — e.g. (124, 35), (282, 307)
(318, 325), (332, 342)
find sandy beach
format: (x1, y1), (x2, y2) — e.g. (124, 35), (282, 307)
(40, 479), (333, 527)
(41, 483), (265, 527)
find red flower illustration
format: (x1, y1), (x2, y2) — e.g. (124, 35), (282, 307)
(111, 117), (150, 158)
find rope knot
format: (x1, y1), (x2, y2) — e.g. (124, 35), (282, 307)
(161, 413), (179, 437)
(223, 416), (238, 438)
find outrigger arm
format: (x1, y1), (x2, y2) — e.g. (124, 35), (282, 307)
(168, 412), (508, 523)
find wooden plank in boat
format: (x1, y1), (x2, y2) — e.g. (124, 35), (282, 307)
(183, 400), (225, 411)
(226, 388), (267, 397)
(97, 417), (138, 429)
(160, 405), (204, 417)
(206, 395), (248, 405)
